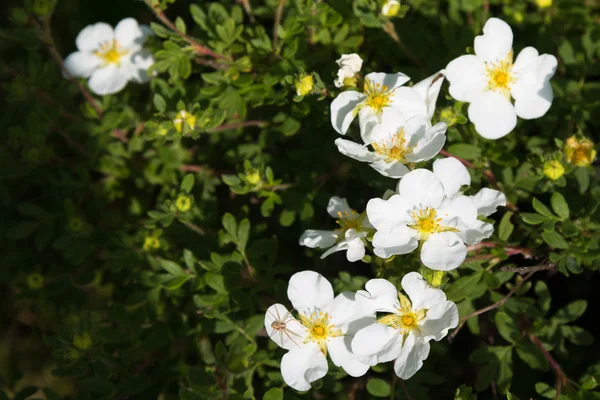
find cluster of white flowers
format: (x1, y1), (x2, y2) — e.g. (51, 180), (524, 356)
(265, 270), (458, 390)
(64, 18), (154, 95)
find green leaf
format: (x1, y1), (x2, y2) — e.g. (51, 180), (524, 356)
(163, 275), (190, 290)
(495, 312), (519, 344)
(550, 193), (569, 219)
(541, 231), (569, 249)
(175, 17), (187, 34)
(532, 198), (554, 218)
(279, 209), (296, 227)
(181, 174), (195, 193)
(506, 391), (521, 400)
(561, 325), (593, 345)
(521, 213), (547, 225)
(454, 384), (476, 400)
(262, 388), (283, 400)
(534, 281), (551, 314)
(447, 272), (483, 302)
(237, 219), (250, 252)
(158, 258), (187, 276)
(574, 167), (590, 193)
(222, 213), (237, 239)
(554, 300), (587, 323)
(498, 211), (514, 241)
(153, 94), (167, 113)
(535, 382), (556, 398)
(366, 378), (392, 397)
(515, 343), (548, 370)
(448, 143), (482, 160)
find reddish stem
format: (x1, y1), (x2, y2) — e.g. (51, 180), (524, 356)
(208, 120), (267, 132)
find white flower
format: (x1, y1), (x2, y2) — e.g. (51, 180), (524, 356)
(335, 114), (447, 178)
(381, 0), (401, 17)
(334, 54), (363, 88)
(352, 272), (459, 379)
(366, 157), (506, 270)
(64, 18), (154, 95)
(300, 197), (373, 262)
(446, 18), (557, 139)
(265, 271), (374, 391)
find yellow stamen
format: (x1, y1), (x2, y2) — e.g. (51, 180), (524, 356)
(371, 127), (413, 163)
(484, 50), (515, 100)
(363, 79), (393, 114)
(408, 207), (457, 241)
(300, 311), (343, 356)
(94, 40), (128, 65)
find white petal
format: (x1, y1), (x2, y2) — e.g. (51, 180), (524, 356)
(335, 138), (376, 162)
(287, 271), (334, 314)
(64, 51), (100, 78)
(366, 195), (412, 232)
(468, 91), (517, 139)
(128, 50), (154, 83)
(330, 91), (365, 134)
(364, 72), (411, 90)
(281, 343), (328, 391)
(114, 18), (148, 49)
(470, 188), (507, 216)
(299, 230), (338, 249)
(265, 304), (307, 350)
(438, 195), (478, 226)
(336, 53), (363, 73)
(346, 236), (366, 262)
(76, 22), (114, 52)
(328, 336), (370, 377)
(474, 18), (513, 63)
(433, 158), (471, 199)
(393, 334), (430, 380)
(458, 219), (494, 245)
(445, 55), (487, 102)
(372, 227), (419, 259)
(420, 232), (467, 271)
(369, 160), (410, 178)
(398, 169), (444, 209)
(327, 196), (353, 218)
(405, 120), (447, 163)
(352, 323), (403, 365)
(357, 278), (400, 314)
(389, 87), (427, 121)
(328, 291), (371, 333)
(401, 272), (447, 310)
(412, 70), (445, 119)
(320, 242), (348, 259)
(87, 65), (129, 95)
(511, 48), (557, 120)
(420, 301), (459, 341)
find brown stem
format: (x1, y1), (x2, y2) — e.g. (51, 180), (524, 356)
(183, 221), (206, 236)
(33, 17), (104, 117)
(208, 120), (267, 132)
(273, 0), (286, 53)
(529, 333), (568, 400)
(382, 21), (424, 68)
(144, 1), (230, 60)
(483, 0), (490, 23)
(237, 0), (256, 23)
(448, 272), (535, 342)
(501, 263), (556, 275)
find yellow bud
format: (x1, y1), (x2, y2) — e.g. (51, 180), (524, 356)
(175, 195), (193, 212)
(27, 272), (44, 289)
(143, 236), (160, 251)
(173, 111), (196, 133)
(246, 170), (262, 185)
(513, 11), (524, 23)
(440, 107), (457, 126)
(67, 217), (85, 233)
(431, 271), (445, 287)
(564, 135), (597, 167)
(382, 0), (401, 17)
(536, 0), (552, 8)
(156, 126), (169, 136)
(543, 160), (565, 180)
(73, 332), (92, 351)
(295, 75), (313, 97)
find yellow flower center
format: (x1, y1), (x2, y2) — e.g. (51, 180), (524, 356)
(377, 293), (426, 335)
(300, 311), (343, 356)
(336, 210), (361, 231)
(408, 207), (457, 241)
(485, 51), (515, 99)
(94, 40), (128, 65)
(363, 79), (393, 114)
(371, 127), (413, 163)
(564, 136), (597, 167)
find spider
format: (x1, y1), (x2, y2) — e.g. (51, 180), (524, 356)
(267, 305), (303, 348)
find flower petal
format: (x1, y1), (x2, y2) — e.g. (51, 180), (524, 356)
(114, 18), (148, 49)
(369, 159), (411, 178)
(446, 55), (487, 102)
(389, 87), (427, 121)
(328, 336), (370, 377)
(320, 242), (348, 259)
(335, 138), (376, 162)
(64, 51), (100, 78)
(364, 72), (411, 90)
(420, 232), (467, 271)
(128, 50), (154, 83)
(433, 158), (471, 199)
(366, 195), (412, 232)
(474, 18), (513, 63)
(330, 91), (365, 134)
(470, 188), (507, 216)
(351, 323), (403, 365)
(345, 235), (367, 262)
(288, 271), (334, 314)
(458, 219), (494, 245)
(420, 301), (459, 342)
(511, 48), (557, 120)
(299, 230), (338, 249)
(398, 169), (444, 209)
(76, 22), (114, 52)
(393, 333), (430, 380)
(87, 64), (129, 95)
(327, 196), (353, 218)
(336, 53), (363, 73)
(265, 304), (307, 350)
(468, 91), (517, 139)
(281, 343), (328, 391)
(411, 70), (445, 120)
(405, 121), (447, 163)
(329, 291), (372, 332)
(401, 272), (447, 310)
(357, 278), (401, 314)
(372, 227), (419, 259)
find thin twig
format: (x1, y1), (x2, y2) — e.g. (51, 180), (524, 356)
(381, 21), (424, 68)
(237, 0), (256, 23)
(399, 379), (414, 400)
(273, 0), (286, 53)
(182, 221), (206, 236)
(208, 120), (267, 132)
(530, 333), (568, 400)
(501, 263), (555, 275)
(33, 17), (103, 117)
(448, 272), (535, 342)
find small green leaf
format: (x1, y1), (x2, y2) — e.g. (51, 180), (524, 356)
(153, 94), (167, 113)
(541, 231), (569, 249)
(447, 143), (482, 160)
(237, 219), (250, 251)
(506, 390), (521, 400)
(175, 17), (187, 34)
(158, 258), (187, 276)
(574, 167), (590, 193)
(181, 174), (195, 193)
(550, 193), (569, 219)
(279, 209), (296, 227)
(495, 312), (519, 344)
(520, 213), (547, 225)
(447, 272), (483, 302)
(366, 378), (391, 397)
(554, 300), (587, 323)
(262, 388), (283, 400)
(532, 198), (554, 218)
(498, 211), (514, 241)
(515, 343), (548, 370)
(222, 213), (237, 239)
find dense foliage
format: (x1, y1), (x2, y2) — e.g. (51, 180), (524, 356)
(1, 0), (600, 399)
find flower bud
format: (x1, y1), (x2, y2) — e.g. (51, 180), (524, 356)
(382, 0), (401, 17)
(295, 75), (313, 97)
(175, 194), (193, 212)
(73, 332), (92, 351)
(543, 160), (564, 180)
(143, 236), (160, 251)
(564, 135), (597, 167)
(536, 0), (552, 8)
(27, 272), (44, 289)
(173, 110), (196, 133)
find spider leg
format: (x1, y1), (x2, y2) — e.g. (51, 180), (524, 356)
(283, 328), (301, 347)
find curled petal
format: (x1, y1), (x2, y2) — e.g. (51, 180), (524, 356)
(393, 334), (430, 380)
(299, 230), (338, 249)
(327, 196), (352, 218)
(281, 343), (328, 391)
(364, 72), (411, 90)
(470, 188), (507, 216)
(330, 91), (365, 134)
(420, 301), (459, 342)
(412, 70), (445, 119)
(357, 278), (401, 314)
(335, 138), (376, 163)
